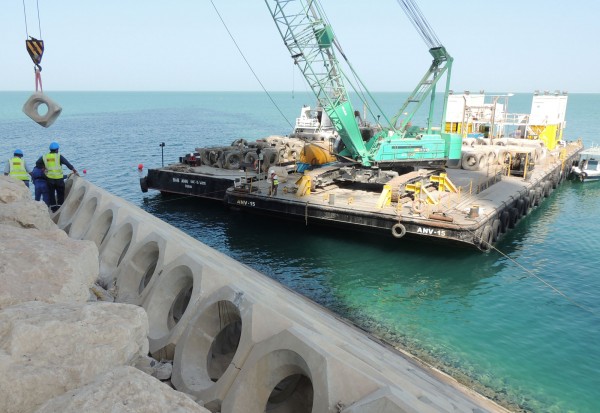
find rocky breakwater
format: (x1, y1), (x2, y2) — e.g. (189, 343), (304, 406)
(1, 174), (509, 413)
(0, 176), (208, 413)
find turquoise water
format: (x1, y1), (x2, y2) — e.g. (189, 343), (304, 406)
(1, 91), (599, 412)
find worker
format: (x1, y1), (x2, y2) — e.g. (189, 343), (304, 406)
(254, 147), (264, 178)
(4, 149), (32, 187)
(31, 158), (49, 205)
(269, 168), (279, 196)
(38, 141), (78, 212)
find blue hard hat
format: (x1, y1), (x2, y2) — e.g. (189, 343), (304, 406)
(14, 149), (23, 156)
(49, 141), (60, 151)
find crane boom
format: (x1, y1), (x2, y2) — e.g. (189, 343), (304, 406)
(265, 0), (462, 171)
(265, 0), (371, 165)
(390, 46), (453, 133)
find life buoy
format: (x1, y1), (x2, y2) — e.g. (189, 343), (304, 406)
(476, 225), (493, 252)
(22, 92), (62, 128)
(391, 223), (406, 239)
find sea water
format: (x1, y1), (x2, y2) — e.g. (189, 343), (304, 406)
(1, 91), (599, 413)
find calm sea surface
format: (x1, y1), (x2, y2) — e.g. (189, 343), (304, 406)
(1, 91), (599, 413)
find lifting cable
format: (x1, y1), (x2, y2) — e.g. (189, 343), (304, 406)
(21, 0), (62, 127)
(395, 0), (441, 49)
(209, 0), (293, 130)
(22, 0), (44, 91)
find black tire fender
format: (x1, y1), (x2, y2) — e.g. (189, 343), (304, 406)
(508, 207), (519, 229)
(491, 219), (501, 242)
(140, 177), (148, 193)
(516, 198), (525, 217)
(523, 196), (531, 214)
(500, 210), (510, 233)
(391, 223), (407, 239)
(476, 225), (493, 252)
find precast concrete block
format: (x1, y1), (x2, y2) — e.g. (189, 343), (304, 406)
(172, 286), (292, 411)
(341, 386), (441, 413)
(114, 229), (184, 305)
(144, 253), (234, 356)
(82, 199), (123, 249)
(54, 176), (88, 229)
(96, 203), (163, 286)
(68, 190), (107, 240)
(221, 326), (382, 413)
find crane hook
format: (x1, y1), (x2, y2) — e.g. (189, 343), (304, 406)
(26, 36), (44, 68)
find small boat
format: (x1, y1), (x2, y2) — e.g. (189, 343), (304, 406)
(570, 147), (600, 182)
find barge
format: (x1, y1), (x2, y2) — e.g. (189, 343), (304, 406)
(141, 92), (583, 251)
(141, 106), (336, 200)
(226, 139), (581, 251)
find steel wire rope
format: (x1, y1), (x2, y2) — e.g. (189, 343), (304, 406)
(209, 0), (293, 130)
(396, 0), (441, 48)
(22, 0), (43, 39)
(470, 228), (598, 317)
(317, 3), (395, 131)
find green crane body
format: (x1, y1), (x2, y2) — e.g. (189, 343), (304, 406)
(265, 0), (462, 170)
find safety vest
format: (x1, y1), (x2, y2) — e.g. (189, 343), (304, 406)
(272, 175), (279, 185)
(43, 152), (63, 179)
(9, 157), (29, 181)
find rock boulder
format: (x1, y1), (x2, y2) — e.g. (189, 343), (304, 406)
(34, 366), (209, 413)
(0, 301), (149, 413)
(0, 224), (98, 309)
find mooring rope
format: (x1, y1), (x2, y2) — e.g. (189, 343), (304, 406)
(473, 229), (597, 316)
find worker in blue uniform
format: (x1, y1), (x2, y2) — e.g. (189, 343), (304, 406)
(4, 149), (32, 187)
(37, 141), (78, 212)
(31, 158), (50, 205)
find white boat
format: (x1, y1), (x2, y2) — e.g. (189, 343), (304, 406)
(571, 147), (600, 182)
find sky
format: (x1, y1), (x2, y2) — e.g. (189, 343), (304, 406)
(1, 0), (598, 93)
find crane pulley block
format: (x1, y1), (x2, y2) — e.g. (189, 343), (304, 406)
(26, 37), (44, 67)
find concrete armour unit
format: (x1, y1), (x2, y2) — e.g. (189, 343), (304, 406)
(172, 285), (292, 410)
(144, 253), (238, 358)
(220, 326), (383, 413)
(54, 176), (507, 413)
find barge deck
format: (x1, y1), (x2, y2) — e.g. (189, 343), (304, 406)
(224, 141), (582, 251)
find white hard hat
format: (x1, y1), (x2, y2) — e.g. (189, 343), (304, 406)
(269, 169), (275, 174)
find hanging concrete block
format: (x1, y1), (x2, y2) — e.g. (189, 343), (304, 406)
(22, 92), (62, 127)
